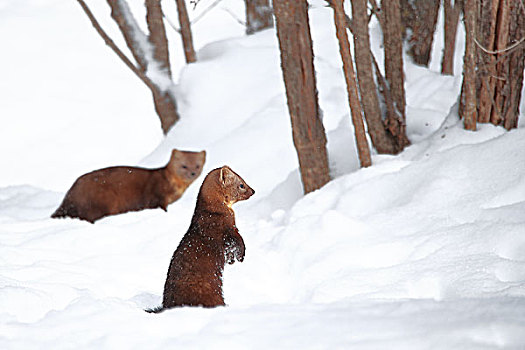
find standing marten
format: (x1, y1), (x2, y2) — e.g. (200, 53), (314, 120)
(161, 165), (254, 310)
(51, 149), (206, 223)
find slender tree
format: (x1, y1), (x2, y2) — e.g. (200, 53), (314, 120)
(349, 0), (391, 155)
(245, 0), (273, 34)
(351, 0), (409, 154)
(461, 0), (477, 130)
(382, 0), (407, 119)
(273, 0), (331, 193)
(441, 0), (462, 75)
(327, 0), (409, 154)
(142, 0), (181, 133)
(332, 0), (372, 167)
(146, 0), (172, 76)
(175, 0), (197, 63)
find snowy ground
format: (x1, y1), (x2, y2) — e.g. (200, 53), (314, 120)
(1, 0), (525, 349)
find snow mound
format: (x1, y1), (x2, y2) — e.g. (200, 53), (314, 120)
(1, 1), (525, 349)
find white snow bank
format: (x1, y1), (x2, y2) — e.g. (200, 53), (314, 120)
(1, 0), (525, 349)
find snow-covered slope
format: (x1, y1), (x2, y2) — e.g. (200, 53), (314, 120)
(1, 1), (525, 349)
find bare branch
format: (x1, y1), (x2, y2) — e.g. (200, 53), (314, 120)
(222, 6), (246, 26)
(163, 13), (181, 33)
(474, 36), (525, 54)
(75, 0), (156, 91)
(191, 0), (224, 25)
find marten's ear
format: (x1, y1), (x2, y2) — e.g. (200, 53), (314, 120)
(170, 149), (179, 162)
(199, 150), (206, 162)
(219, 166), (234, 186)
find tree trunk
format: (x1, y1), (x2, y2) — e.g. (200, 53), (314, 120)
(461, 0), (477, 130)
(441, 0), (462, 75)
(245, 0), (273, 35)
(273, 0), (330, 194)
(152, 89), (180, 133)
(500, 0), (525, 129)
(488, 0), (525, 129)
(461, 0), (524, 130)
(331, 0), (409, 155)
(333, 0), (372, 168)
(350, 0), (403, 155)
(400, 0), (441, 66)
(175, 0), (197, 63)
(382, 0), (407, 118)
(106, 0), (179, 134)
(145, 0), (172, 77)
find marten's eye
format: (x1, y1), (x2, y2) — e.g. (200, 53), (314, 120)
(196, 165), (200, 169)
(239, 184), (245, 189)
(182, 165), (187, 169)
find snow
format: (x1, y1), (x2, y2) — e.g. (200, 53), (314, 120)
(1, 0), (525, 349)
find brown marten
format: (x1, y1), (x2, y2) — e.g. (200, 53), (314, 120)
(160, 165), (254, 310)
(51, 149), (206, 223)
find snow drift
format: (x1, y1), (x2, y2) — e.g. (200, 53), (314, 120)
(1, 1), (525, 349)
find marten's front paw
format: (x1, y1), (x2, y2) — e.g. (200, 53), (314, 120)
(224, 234), (245, 264)
(234, 243), (245, 262)
(224, 227), (246, 264)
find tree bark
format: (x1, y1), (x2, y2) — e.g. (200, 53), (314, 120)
(273, 0), (331, 194)
(441, 0), (462, 75)
(476, 0), (499, 123)
(400, 0), (441, 66)
(175, 0), (197, 63)
(333, 0), (372, 168)
(461, 0), (524, 130)
(500, 0), (525, 129)
(152, 89), (180, 133)
(489, 0), (512, 126)
(145, 0), (172, 77)
(487, 0), (525, 129)
(461, 0), (477, 130)
(382, 0), (407, 118)
(245, 0), (273, 35)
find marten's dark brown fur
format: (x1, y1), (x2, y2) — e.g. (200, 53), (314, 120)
(51, 149), (206, 223)
(161, 166), (254, 309)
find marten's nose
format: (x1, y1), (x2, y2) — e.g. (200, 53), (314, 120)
(191, 172), (196, 176)
(250, 188), (255, 195)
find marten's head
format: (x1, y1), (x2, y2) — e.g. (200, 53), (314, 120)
(167, 149), (206, 184)
(217, 166), (254, 207)
(200, 166), (254, 209)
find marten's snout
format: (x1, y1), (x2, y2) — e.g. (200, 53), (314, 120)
(243, 185), (254, 200)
